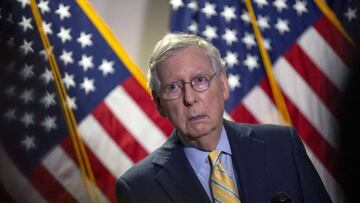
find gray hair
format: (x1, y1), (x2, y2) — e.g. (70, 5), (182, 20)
(147, 33), (225, 91)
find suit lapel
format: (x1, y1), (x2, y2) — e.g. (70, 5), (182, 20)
(153, 131), (211, 203)
(224, 120), (267, 203)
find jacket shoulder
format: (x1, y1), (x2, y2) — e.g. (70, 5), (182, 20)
(119, 147), (162, 182)
(115, 148), (165, 202)
(224, 120), (295, 140)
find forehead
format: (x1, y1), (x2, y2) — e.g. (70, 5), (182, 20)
(157, 46), (212, 80)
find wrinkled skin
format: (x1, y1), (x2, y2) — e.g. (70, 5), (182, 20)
(153, 46), (230, 150)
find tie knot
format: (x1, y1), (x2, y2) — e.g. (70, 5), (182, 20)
(209, 149), (222, 167)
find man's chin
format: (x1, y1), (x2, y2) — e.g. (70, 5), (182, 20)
(185, 127), (211, 141)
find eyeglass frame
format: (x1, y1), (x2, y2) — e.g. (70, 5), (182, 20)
(157, 72), (220, 100)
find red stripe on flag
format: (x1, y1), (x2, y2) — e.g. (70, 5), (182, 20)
(28, 163), (77, 203)
(260, 80), (341, 181)
(92, 102), (148, 163)
(230, 102), (259, 123)
(284, 44), (341, 114)
(122, 76), (173, 136)
(284, 96), (341, 181)
(314, 16), (353, 66)
(61, 137), (116, 203)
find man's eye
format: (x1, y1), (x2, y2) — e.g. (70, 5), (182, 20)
(165, 83), (180, 92)
(193, 75), (207, 84)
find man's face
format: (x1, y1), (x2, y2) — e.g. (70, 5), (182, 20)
(153, 46), (230, 148)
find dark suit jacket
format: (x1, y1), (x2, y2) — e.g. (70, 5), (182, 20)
(116, 120), (331, 203)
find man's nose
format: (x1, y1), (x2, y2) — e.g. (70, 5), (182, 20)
(183, 83), (197, 106)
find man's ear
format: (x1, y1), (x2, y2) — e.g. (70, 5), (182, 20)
(219, 72), (230, 101)
(152, 91), (166, 117)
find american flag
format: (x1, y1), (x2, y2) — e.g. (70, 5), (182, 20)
(170, 0), (359, 202)
(0, 0), (172, 202)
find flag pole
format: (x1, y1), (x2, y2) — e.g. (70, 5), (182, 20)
(29, 1), (100, 202)
(314, 0), (354, 46)
(244, 0), (292, 125)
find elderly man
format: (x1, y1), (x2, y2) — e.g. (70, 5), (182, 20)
(116, 33), (331, 203)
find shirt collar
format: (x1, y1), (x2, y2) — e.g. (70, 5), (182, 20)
(179, 126), (232, 173)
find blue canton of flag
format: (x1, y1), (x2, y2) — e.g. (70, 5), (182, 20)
(0, 0), (171, 202)
(0, 0), (130, 171)
(170, 0), (359, 202)
(0, 0), (128, 202)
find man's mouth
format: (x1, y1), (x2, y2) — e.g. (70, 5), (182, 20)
(188, 115), (206, 122)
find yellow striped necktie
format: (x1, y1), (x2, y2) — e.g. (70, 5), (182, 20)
(209, 150), (241, 203)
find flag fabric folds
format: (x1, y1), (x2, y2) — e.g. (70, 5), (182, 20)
(0, 0), (172, 202)
(170, 0), (358, 202)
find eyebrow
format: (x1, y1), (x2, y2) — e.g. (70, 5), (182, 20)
(162, 72), (213, 85)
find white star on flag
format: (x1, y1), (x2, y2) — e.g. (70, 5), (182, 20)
(40, 115), (57, 132)
(20, 112), (34, 127)
(6, 37), (15, 48)
(273, 0), (288, 12)
(3, 109), (16, 121)
(222, 28), (238, 45)
(202, 25), (218, 41)
(345, 7), (357, 22)
(21, 135), (36, 151)
(77, 32), (93, 48)
(78, 54), (94, 72)
(242, 32), (256, 49)
(40, 68), (54, 84)
(188, 21), (198, 33)
(18, 16), (33, 32)
(257, 15), (271, 30)
(37, 0), (50, 14)
(80, 77), (95, 94)
(187, 1), (198, 12)
(57, 26), (72, 43)
(20, 64), (34, 80)
(293, 0), (308, 16)
(59, 49), (74, 66)
(20, 39), (34, 55)
(221, 6), (236, 22)
(243, 54), (259, 71)
(55, 3), (71, 20)
(263, 38), (272, 51)
(62, 72), (76, 89)
(224, 51), (239, 68)
(240, 10), (250, 24)
(275, 18), (290, 34)
(42, 21), (53, 35)
(228, 74), (241, 90)
(170, 0), (184, 10)
(5, 86), (16, 97)
(6, 13), (14, 24)
(254, 0), (269, 8)
(201, 2), (217, 18)
(98, 59), (115, 76)
(19, 89), (35, 104)
(66, 96), (77, 110)
(40, 92), (56, 109)
(17, 0), (29, 9)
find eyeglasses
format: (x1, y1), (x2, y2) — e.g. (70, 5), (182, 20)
(159, 72), (217, 100)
